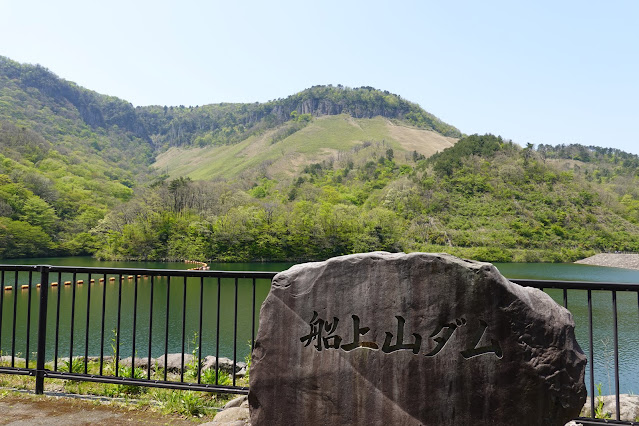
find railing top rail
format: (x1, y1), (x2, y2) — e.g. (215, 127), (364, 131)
(0, 264), (40, 272)
(0, 264), (278, 279)
(511, 278), (639, 291)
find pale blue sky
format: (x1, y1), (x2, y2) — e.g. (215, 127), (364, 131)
(1, 0), (638, 154)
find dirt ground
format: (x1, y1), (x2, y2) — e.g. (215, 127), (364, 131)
(0, 391), (206, 425)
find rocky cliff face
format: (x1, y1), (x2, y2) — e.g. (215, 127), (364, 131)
(1, 56), (460, 152)
(0, 57), (151, 143)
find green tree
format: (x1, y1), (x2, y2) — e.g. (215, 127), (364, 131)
(20, 196), (58, 230)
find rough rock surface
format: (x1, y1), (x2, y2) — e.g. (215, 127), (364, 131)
(206, 407), (250, 425)
(581, 394), (639, 421)
(249, 252), (587, 426)
(201, 355), (247, 374)
(200, 396), (251, 426)
(155, 353), (195, 372)
(0, 356), (26, 365)
(223, 395), (249, 410)
(119, 356), (154, 369)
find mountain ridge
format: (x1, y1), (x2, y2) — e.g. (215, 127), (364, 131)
(1, 56), (461, 153)
(2, 55), (639, 263)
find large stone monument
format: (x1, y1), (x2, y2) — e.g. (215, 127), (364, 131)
(249, 252), (586, 425)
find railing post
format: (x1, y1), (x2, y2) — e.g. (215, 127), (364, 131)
(35, 265), (50, 394)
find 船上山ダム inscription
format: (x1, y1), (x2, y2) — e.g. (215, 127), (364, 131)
(300, 311), (503, 359)
(250, 253), (587, 426)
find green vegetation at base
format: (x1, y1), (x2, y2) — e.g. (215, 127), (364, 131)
(94, 135), (639, 263)
(0, 355), (243, 420)
(0, 123), (136, 258)
(594, 383), (612, 419)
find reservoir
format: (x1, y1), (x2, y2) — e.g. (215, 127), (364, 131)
(1, 257), (637, 394)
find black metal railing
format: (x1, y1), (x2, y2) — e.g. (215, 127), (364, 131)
(0, 264), (277, 395)
(512, 279), (639, 425)
(0, 265), (637, 424)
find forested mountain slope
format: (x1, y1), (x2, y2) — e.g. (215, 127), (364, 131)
(0, 56), (461, 258)
(95, 135), (639, 263)
(0, 57), (152, 257)
(2, 56), (638, 263)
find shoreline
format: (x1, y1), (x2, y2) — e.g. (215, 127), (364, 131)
(574, 253), (639, 271)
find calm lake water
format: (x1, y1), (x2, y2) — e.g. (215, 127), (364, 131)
(494, 262), (639, 396)
(0, 257), (291, 369)
(1, 257), (638, 394)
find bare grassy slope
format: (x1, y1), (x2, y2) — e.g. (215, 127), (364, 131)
(153, 115), (458, 180)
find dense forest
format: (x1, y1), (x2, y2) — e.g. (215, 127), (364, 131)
(2, 56), (639, 262)
(92, 135), (639, 263)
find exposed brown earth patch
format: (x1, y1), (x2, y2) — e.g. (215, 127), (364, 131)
(387, 121), (457, 157)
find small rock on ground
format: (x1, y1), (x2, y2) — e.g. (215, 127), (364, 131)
(201, 396), (250, 425)
(202, 407), (250, 425)
(223, 395), (248, 410)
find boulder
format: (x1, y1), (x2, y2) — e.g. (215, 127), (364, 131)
(224, 395), (249, 409)
(119, 356), (156, 369)
(208, 407), (250, 425)
(155, 353), (195, 373)
(0, 356), (25, 365)
(249, 252), (587, 426)
(581, 394), (639, 421)
(201, 355), (247, 374)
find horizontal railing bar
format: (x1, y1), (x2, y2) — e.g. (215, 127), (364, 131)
(511, 278), (639, 292)
(575, 418), (638, 425)
(0, 367), (34, 376)
(45, 371), (248, 394)
(3, 265), (277, 280)
(0, 265), (39, 272)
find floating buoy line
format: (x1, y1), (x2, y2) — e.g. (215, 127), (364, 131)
(184, 259), (210, 270)
(3, 260), (210, 291)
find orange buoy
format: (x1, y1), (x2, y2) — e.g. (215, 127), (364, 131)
(51, 282), (58, 287)
(21, 284), (29, 289)
(64, 281), (71, 285)
(77, 280), (84, 284)
(109, 277), (116, 281)
(4, 286), (12, 291)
